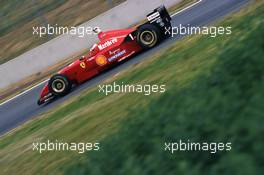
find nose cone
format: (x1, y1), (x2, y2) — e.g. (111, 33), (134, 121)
(58, 59), (81, 74)
(40, 83), (50, 99)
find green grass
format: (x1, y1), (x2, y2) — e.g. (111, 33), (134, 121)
(66, 1), (264, 174)
(0, 0), (66, 36)
(0, 1), (263, 175)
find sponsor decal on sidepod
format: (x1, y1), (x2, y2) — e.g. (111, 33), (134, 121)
(96, 55), (107, 66)
(108, 50), (126, 62)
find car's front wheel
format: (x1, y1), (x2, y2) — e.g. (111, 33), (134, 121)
(137, 24), (161, 49)
(48, 74), (72, 96)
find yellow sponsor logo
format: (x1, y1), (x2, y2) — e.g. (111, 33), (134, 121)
(80, 62), (86, 68)
(96, 55), (107, 66)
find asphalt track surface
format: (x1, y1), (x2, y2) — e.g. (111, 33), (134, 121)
(0, 0), (250, 135)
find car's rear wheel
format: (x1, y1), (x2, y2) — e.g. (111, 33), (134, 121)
(137, 24), (161, 49)
(48, 74), (71, 96)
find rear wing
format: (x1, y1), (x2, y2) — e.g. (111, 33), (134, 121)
(126, 5), (172, 41)
(147, 5), (171, 24)
(143, 5), (172, 37)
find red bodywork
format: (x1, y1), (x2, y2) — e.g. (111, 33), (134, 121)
(38, 28), (142, 104)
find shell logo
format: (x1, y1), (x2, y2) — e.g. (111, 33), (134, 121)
(96, 55), (107, 66)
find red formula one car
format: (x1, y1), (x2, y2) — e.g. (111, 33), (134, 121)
(37, 5), (171, 105)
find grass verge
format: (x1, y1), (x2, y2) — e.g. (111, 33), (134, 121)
(66, 1), (264, 174)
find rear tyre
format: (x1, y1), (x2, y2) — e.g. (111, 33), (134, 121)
(136, 24), (161, 49)
(48, 74), (72, 96)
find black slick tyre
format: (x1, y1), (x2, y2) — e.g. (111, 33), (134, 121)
(136, 24), (161, 49)
(48, 74), (71, 96)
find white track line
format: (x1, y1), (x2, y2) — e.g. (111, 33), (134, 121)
(0, 79), (48, 106)
(0, 0), (203, 107)
(171, 0), (203, 17)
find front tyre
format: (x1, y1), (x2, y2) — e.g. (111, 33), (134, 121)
(48, 74), (72, 96)
(137, 24), (161, 49)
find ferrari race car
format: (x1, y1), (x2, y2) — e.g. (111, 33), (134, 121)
(37, 5), (171, 105)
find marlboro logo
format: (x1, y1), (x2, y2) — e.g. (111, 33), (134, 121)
(98, 38), (118, 50)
